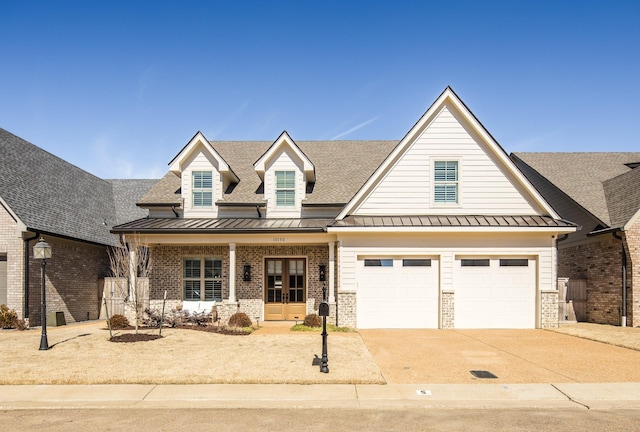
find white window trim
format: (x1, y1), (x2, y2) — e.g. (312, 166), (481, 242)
(431, 158), (462, 207)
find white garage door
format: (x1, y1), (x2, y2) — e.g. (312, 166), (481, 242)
(454, 258), (536, 329)
(356, 257), (439, 329)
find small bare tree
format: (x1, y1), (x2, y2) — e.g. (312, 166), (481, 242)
(108, 235), (152, 334)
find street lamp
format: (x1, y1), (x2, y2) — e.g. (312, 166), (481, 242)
(33, 237), (52, 351)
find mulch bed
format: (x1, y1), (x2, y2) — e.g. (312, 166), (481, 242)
(108, 324), (251, 342)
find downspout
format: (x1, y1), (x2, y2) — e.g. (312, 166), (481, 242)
(23, 231), (40, 323)
(256, 205), (262, 218)
(612, 231), (627, 327)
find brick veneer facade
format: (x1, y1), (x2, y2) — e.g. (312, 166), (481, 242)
(540, 290), (559, 328)
(149, 244), (332, 322)
(27, 236), (109, 326)
(558, 232), (636, 326)
(0, 204), (24, 317)
(1, 205), (109, 325)
(441, 291), (455, 329)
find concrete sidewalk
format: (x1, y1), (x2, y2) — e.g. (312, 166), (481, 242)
(2, 383), (640, 410)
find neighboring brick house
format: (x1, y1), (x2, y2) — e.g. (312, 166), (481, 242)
(512, 153), (640, 327)
(0, 128), (156, 325)
(113, 87), (576, 329)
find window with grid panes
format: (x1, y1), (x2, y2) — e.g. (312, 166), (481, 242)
(192, 171), (213, 207)
(275, 171), (295, 207)
(434, 161), (458, 203)
(183, 258), (222, 301)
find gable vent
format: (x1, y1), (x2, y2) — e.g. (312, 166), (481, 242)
(624, 162), (640, 169)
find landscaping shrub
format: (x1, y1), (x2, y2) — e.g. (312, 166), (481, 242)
(15, 319), (28, 331)
(108, 314), (129, 329)
(228, 312), (252, 328)
(303, 313), (321, 327)
(0, 304), (18, 329)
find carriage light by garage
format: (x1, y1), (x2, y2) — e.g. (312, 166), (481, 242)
(243, 265), (251, 281)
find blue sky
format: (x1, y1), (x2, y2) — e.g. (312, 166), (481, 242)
(1, 1), (639, 179)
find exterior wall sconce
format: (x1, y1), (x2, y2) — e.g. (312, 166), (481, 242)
(243, 264), (251, 281)
(319, 265), (326, 281)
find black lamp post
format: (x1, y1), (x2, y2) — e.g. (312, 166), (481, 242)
(319, 282), (329, 373)
(33, 237), (52, 351)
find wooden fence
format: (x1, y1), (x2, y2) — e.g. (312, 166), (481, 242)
(558, 278), (587, 322)
(100, 277), (149, 319)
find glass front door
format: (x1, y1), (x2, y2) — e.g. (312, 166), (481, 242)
(264, 258), (306, 320)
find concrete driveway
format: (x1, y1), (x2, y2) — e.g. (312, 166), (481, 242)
(359, 329), (640, 384)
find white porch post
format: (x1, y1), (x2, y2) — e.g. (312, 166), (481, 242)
(229, 242), (236, 302)
(329, 241), (335, 303)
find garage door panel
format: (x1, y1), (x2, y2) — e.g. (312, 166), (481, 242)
(454, 259), (535, 329)
(357, 258), (439, 329)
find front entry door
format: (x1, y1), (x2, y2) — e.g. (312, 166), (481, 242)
(264, 258), (306, 320)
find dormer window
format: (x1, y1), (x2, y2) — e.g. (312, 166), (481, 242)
(192, 171), (213, 207)
(275, 171), (295, 207)
(434, 161), (458, 204)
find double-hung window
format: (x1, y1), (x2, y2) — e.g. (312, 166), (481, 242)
(183, 258), (222, 301)
(434, 161), (458, 204)
(192, 171), (213, 207)
(275, 171), (295, 207)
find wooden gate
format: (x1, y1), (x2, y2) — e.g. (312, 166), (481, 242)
(559, 278), (587, 322)
(100, 277), (149, 319)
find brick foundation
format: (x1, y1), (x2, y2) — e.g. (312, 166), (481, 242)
(441, 291), (454, 329)
(540, 290), (558, 328)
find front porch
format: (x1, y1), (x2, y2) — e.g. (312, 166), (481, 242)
(146, 243), (338, 325)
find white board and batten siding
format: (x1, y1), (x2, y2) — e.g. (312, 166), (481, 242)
(182, 150), (223, 218)
(354, 106), (537, 216)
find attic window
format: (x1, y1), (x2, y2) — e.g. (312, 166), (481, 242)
(434, 161), (458, 204)
(275, 171), (295, 207)
(192, 171), (213, 207)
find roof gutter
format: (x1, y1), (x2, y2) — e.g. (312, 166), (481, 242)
(23, 231), (40, 322)
(612, 230), (628, 327)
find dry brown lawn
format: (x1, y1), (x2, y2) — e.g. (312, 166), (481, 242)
(0, 322), (385, 385)
(548, 322), (640, 351)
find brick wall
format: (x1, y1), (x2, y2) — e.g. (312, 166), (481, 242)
(0, 204), (24, 317)
(558, 235), (626, 326)
(626, 219), (639, 327)
(28, 236), (109, 326)
(441, 291), (454, 329)
(149, 244), (330, 321)
(337, 291), (356, 327)
(540, 290), (558, 328)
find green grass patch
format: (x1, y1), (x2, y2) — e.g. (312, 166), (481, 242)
(290, 323), (353, 332)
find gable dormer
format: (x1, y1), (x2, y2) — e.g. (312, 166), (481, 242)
(169, 131), (239, 218)
(254, 131), (315, 217)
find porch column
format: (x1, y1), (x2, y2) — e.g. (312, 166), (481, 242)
(329, 241), (335, 303)
(229, 242), (236, 302)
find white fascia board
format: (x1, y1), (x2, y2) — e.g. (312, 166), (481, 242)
(327, 226), (577, 234)
(253, 131), (316, 181)
(336, 87), (560, 220)
(0, 195), (27, 234)
(168, 131), (239, 182)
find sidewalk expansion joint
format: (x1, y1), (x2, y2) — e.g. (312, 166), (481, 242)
(551, 384), (590, 410)
(141, 384), (158, 402)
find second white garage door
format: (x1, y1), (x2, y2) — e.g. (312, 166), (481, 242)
(356, 257), (439, 329)
(454, 258), (536, 329)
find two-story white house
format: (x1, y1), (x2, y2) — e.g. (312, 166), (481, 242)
(112, 87), (576, 329)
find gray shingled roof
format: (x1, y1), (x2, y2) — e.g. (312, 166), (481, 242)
(0, 128), (157, 246)
(109, 179), (159, 225)
(513, 152), (640, 228)
(140, 140), (399, 206)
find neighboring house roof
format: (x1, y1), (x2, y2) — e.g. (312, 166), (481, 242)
(109, 179), (160, 225)
(139, 140), (398, 206)
(0, 128), (157, 246)
(512, 152), (640, 230)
